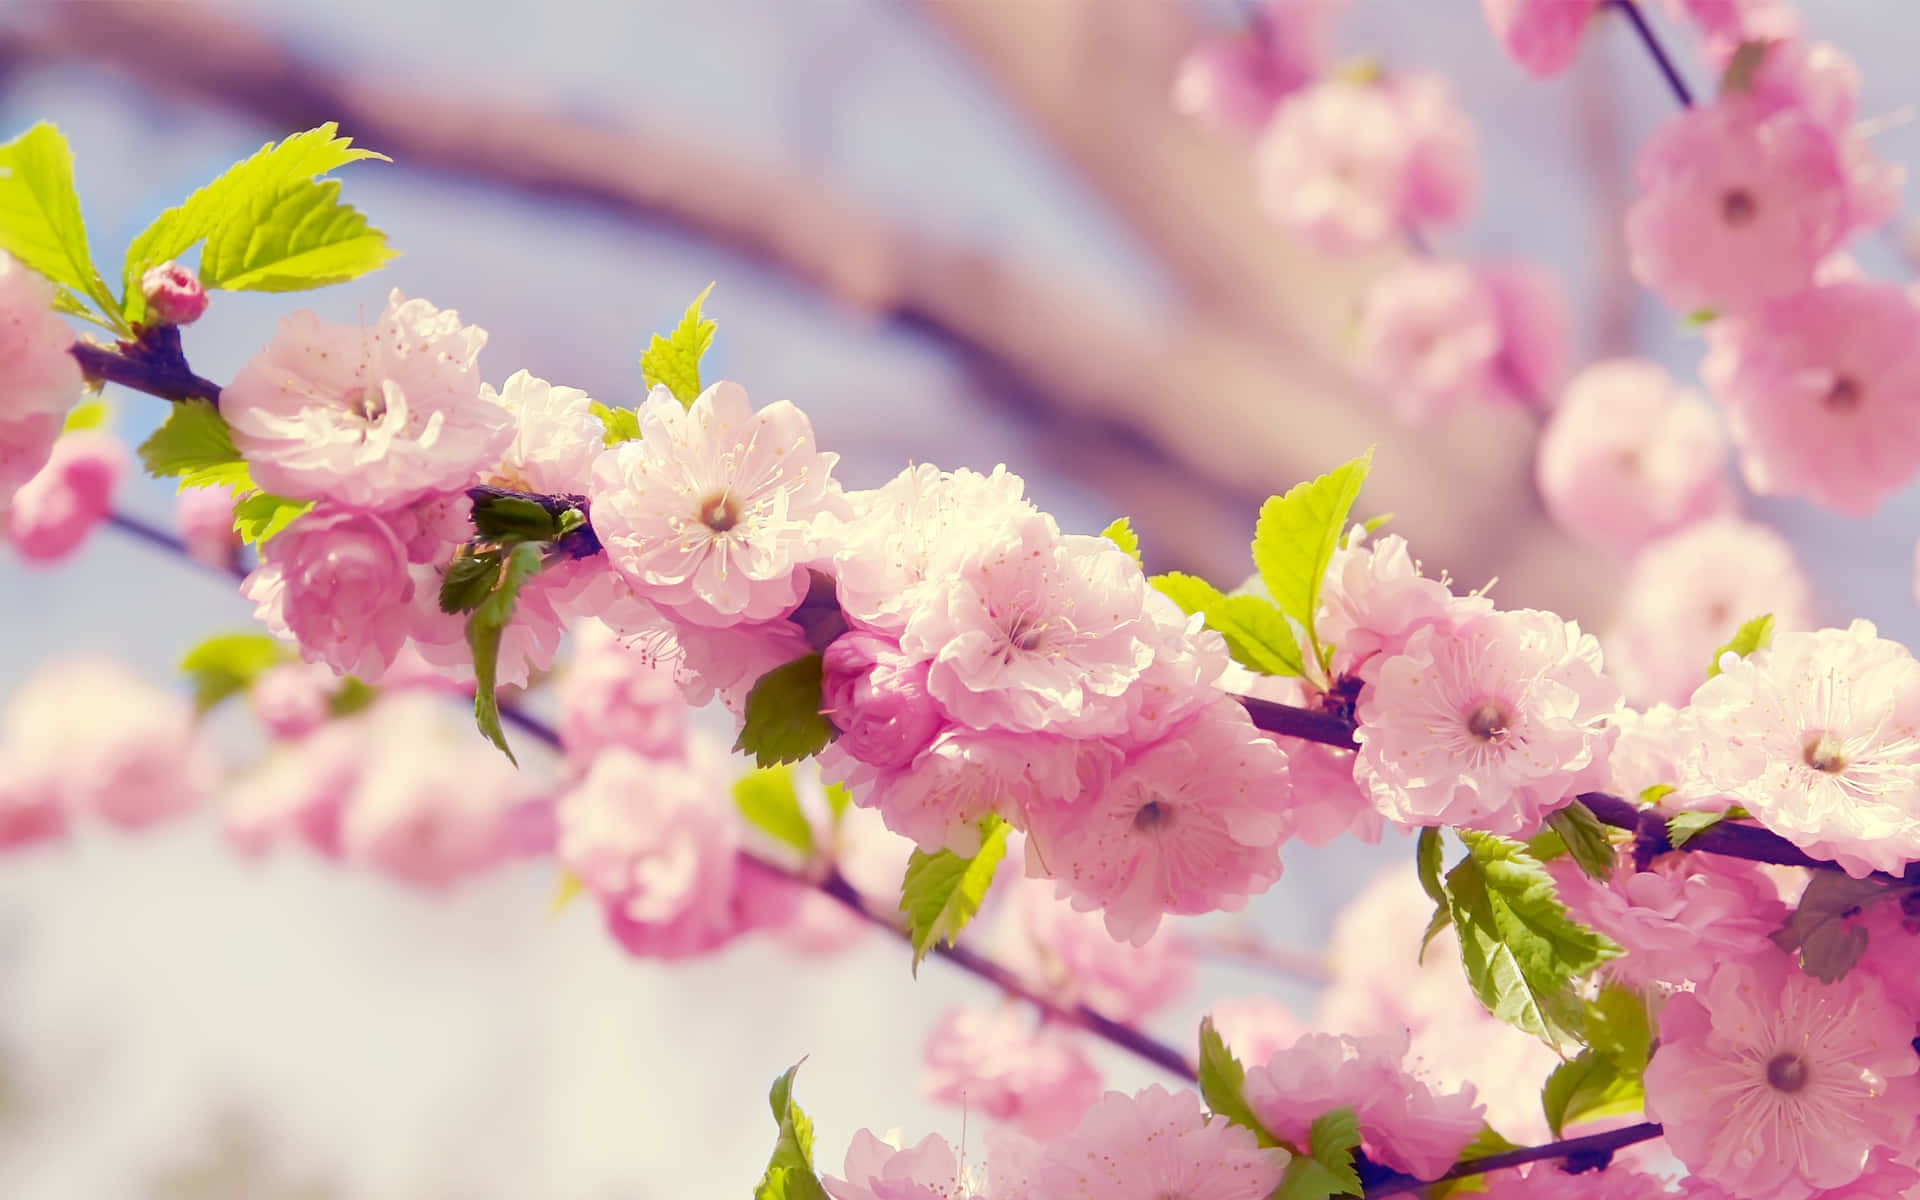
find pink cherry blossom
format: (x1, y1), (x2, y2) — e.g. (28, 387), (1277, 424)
(1354, 609), (1620, 836)
(222, 717), (363, 857)
(0, 251), (81, 503)
(826, 1130), (972, 1200)
(1320, 528), (1489, 677)
(224, 291), (512, 508)
(1354, 260), (1502, 424)
(1644, 952), (1920, 1198)
(1702, 280), (1920, 517)
(1853, 891), (1920, 1019)
(1029, 1085), (1289, 1200)
(1627, 97), (1851, 315)
(822, 630), (943, 771)
(242, 504), (420, 680)
(922, 1006), (1102, 1139)
(1244, 1030), (1484, 1180)
(1689, 620), (1920, 877)
(248, 660), (339, 739)
(1481, 0), (1601, 78)
(1482, 260), (1572, 410)
(556, 741), (743, 959)
(1207, 996), (1307, 1067)
(1734, 40), (1904, 233)
(1604, 518), (1812, 708)
(1277, 735), (1382, 845)
(1171, 0), (1344, 133)
(5, 430), (126, 563)
(1481, 1162), (1677, 1199)
(1535, 359), (1732, 555)
(3, 656), (212, 830)
(557, 617), (687, 765)
(482, 369), (604, 494)
(1545, 851), (1787, 989)
(1665, 0), (1799, 57)
(590, 381), (841, 629)
(1022, 696), (1290, 944)
(174, 485), (239, 568)
(990, 876), (1194, 1024)
(838, 727), (1090, 855)
(1117, 594), (1232, 745)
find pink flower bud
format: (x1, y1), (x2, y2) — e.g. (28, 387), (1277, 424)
(140, 261), (208, 326)
(821, 630), (941, 770)
(5, 431), (126, 563)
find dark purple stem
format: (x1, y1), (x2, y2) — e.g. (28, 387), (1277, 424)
(1239, 694), (1360, 750)
(1610, 0), (1695, 108)
(1363, 1122), (1665, 1197)
(70, 326), (223, 405)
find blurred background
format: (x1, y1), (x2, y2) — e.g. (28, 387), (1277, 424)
(0, 0), (1916, 1196)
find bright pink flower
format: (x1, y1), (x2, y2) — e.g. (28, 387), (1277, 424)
(1689, 620), (1920, 877)
(1320, 528), (1489, 676)
(173, 485), (239, 568)
(1627, 97), (1850, 315)
(1355, 609), (1620, 836)
(839, 727), (1089, 855)
(1116, 594), (1232, 745)
(1480, 0), (1601, 77)
(980, 1129), (1040, 1200)
(1245, 1030), (1484, 1180)
(1853, 893), (1920, 1021)
(242, 504), (419, 680)
(826, 1130), (973, 1200)
(1482, 260), (1572, 410)
(248, 660), (339, 739)
(1644, 952), (1920, 1198)
(1022, 696), (1290, 944)
(3, 656), (211, 830)
(1254, 74), (1475, 253)
(922, 1006), (1103, 1139)
(0, 252), (80, 503)
(1030, 1085), (1290, 1200)
(1354, 261), (1502, 424)
(1734, 40), (1904, 233)
(1535, 359), (1732, 554)
(991, 876), (1194, 1024)
(483, 369), (604, 494)
(1702, 281), (1920, 516)
(590, 381), (841, 629)
(5, 430), (126, 562)
(1207, 996), (1307, 1067)
(1278, 736), (1382, 845)
(557, 617), (687, 765)
(822, 631), (943, 770)
(557, 741), (743, 959)
(1604, 517), (1812, 708)
(1546, 851), (1787, 989)
(224, 291), (511, 508)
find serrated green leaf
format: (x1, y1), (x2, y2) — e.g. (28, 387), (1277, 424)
(230, 491), (313, 546)
(1251, 451), (1372, 664)
(1151, 571), (1305, 677)
(62, 400), (108, 432)
(1197, 1018), (1280, 1148)
(1545, 801), (1617, 882)
(0, 123), (119, 322)
(899, 816), (1009, 973)
(1706, 613), (1774, 680)
(1665, 806), (1736, 848)
(121, 122), (387, 321)
(1274, 1107), (1363, 1200)
(1770, 872), (1903, 982)
(755, 1063), (829, 1200)
(1540, 985), (1651, 1136)
(589, 400), (641, 445)
(1102, 516), (1142, 564)
(1444, 832), (1623, 1049)
(196, 177), (395, 293)
(734, 654), (835, 768)
(1417, 827), (1449, 962)
(439, 550), (505, 615)
(640, 282), (717, 408)
(179, 631), (286, 713)
(467, 542), (544, 764)
(137, 400), (250, 489)
(734, 765), (816, 856)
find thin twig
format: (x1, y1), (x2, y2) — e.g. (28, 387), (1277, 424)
(1610, 0), (1695, 108)
(1363, 1121), (1665, 1197)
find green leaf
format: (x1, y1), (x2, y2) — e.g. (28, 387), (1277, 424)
(230, 491), (313, 546)
(196, 177), (395, 293)
(1250, 451), (1372, 663)
(62, 400), (108, 432)
(1102, 516), (1142, 564)
(734, 766), (816, 856)
(1706, 613), (1774, 680)
(1665, 805), (1751, 848)
(1151, 572), (1305, 677)
(179, 631), (285, 713)
(754, 1063), (829, 1200)
(137, 400), (250, 490)
(1425, 1126), (1522, 1198)
(734, 654), (835, 768)
(1683, 308), (1720, 328)
(1196, 1017), (1280, 1148)
(470, 493), (561, 544)
(898, 817), (1009, 973)
(1443, 832), (1624, 1049)
(1770, 872), (1903, 982)
(1540, 985), (1652, 1136)
(640, 282), (717, 408)
(1417, 827), (1450, 961)
(589, 400), (641, 445)
(0, 123), (118, 321)
(1544, 801), (1617, 882)
(467, 542), (544, 764)
(439, 550), (505, 615)
(1274, 1107), (1363, 1200)
(328, 676), (378, 717)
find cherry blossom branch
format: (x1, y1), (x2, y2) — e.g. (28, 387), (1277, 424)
(1610, 0), (1696, 108)
(69, 326), (223, 405)
(1361, 1120), (1665, 1197)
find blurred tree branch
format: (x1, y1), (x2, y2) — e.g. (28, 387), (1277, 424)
(0, 0), (1600, 618)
